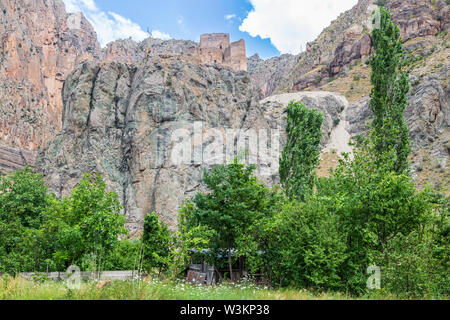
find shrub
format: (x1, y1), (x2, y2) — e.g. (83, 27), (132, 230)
(103, 239), (142, 271)
(0, 167), (49, 228)
(142, 211), (171, 275)
(250, 197), (347, 291)
(184, 159), (284, 280)
(45, 173), (126, 270)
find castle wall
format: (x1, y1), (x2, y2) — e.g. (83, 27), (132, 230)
(224, 39), (247, 72)
(192, 33), (247, 72)
(199, 47), (224, 65)
(200, 33), (230, 51)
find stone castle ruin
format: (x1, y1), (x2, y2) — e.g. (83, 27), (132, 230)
(189, 33), (247, 72)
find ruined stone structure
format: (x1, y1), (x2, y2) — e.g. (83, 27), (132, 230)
(189, 33), (247, 72)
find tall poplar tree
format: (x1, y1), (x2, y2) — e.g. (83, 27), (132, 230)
(279, 101), (324, 201)
(369, 6), (411, 173)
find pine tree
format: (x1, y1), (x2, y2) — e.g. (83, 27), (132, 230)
(279, 101), (323, 201)
(369, 7), (411, 174)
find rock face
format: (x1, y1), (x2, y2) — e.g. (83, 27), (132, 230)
(347, 71), (449, 147)
(102, 38), (199, 65)
(0, 145), (35, 173)
(248, 53), (298, 99)
(36, 55), (259, 233)
(329, 26), (372, 76)
(259, 92), (352, 184)
(247, 0), (449, 190)
(36, 53), (348, 234)
(345, 64), (449, 189)
(0, 0), (100, 151)
(261, 92), (347, 147)
(249, 0), (449, 96)
(2, 0), (449, 233)
(103, 34), (248, 73)
(391, 0), (449, 42)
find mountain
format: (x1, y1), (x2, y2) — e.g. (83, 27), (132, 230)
(249, 0), (449, 191)
(247, 53), (298, 99)
(250, 0), (449, 97)
(0, 0), (100, 151)
(35, 54), (347, 233)
(0, 0), (448, 233)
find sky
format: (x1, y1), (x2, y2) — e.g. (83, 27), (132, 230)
(63, 0), (358, 60)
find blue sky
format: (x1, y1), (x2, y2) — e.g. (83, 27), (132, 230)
(63, 0), (358, 59)
(94, 0), (279, 58)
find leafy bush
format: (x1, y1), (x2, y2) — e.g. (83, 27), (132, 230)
(0, 168), (50, 273)
(103, 239), (142, 271)
(374, 193), (449, 298)
(44, 173), (127, 271)
(245, 197), (347, 291)
(0, 171), (128, 273)
(142, 211), (171, 275)
(0, 167), (49, 228)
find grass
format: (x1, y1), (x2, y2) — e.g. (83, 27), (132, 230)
(318, 62), (372, 102)
(0, 276), (405, 301)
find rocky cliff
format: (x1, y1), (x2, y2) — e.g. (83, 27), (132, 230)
(0, 145), (35, 173)
(36, 53), (347, 233)
(250, 0), (449, 96)
(36, 56), (261, 233)
(250, 0), (449, 191)
(102, 37), (199, 65)
(0, 0), (100, 151)
(1, 0), (448, 234)
(248, 53), (298, 99)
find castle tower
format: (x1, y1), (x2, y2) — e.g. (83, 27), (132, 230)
(194, 33), (247, 72)
(200, 33), (230, 51)
(224, 39), (247, 72)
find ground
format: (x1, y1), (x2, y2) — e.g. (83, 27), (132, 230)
(0, 277), (443, 300)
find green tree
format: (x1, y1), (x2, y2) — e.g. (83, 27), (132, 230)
(142, 211), (171, 275)
(279, 101), (324, 201)
(103, 238), (142, 271)
(241, 196), (347, 290)
(172, 200), (214, 279)
(45, 173), (126, 270)
(321, 146), (433, 294)
(369, 7), (411, 174)
(0, 170), (130, 273)
(0, 167), (48, 228)
(188, 158), (281, 281)
(0, 168), (50, 273)
(305, 8), (427, 294)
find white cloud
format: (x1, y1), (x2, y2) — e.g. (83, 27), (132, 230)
(63, 0), (171, 47)
(239, 0), (358, 55)
(64, 0), (97, 12)
(151, 30), (172, 41)
(225, 14), (241, 24)
(177, 15), (184, 25)
(225, 14), (237, 20)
